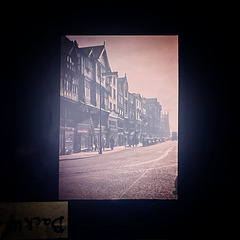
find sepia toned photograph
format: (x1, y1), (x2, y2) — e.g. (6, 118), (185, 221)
(59, 35), (178, 200)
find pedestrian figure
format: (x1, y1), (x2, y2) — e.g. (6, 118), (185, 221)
(110, 136), (115, 150)
(129, 136), (133, 147)
(94, 136), (98, 152)
(134, 131), (138, 147)
(101, 137), (106, 151)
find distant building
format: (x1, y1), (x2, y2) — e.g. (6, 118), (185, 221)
(118, 74), (129, 145)
(141, 98), (148, 139)
(145, 98), (162, 139)
(160, 112), (171, 138)
(118, 74), (129, 119)
(127, 92), (136, 134)
(132, 93), (143, 142)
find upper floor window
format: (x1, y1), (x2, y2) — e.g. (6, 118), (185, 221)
(66, 55), (75, 71)
(97, 64), (101, 77)
(113, 88), (116, 99)
(125, 90), (128, 98)
(85, 58), (92, 71)
(110, 86), (112, 97)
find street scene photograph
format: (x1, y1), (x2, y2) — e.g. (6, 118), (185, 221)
(59, 35), (178, 200)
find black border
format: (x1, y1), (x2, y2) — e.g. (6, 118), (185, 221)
(2, 2), (233, 239)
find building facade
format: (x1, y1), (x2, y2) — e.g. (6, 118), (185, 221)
(108, 71), (119, 146)
(145, 98), (162, 139)
(59, 37), (80, 154)
(160, 112), (171, 139)
(60, 36), (170, 154)
(132, 93), (143, 143)
(117, 74), (129, 145)
(60, 37), (114, 154)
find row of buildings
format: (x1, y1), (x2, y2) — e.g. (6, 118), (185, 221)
(59, 36), (170, 154)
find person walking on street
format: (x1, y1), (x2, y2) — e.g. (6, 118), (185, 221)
(110, 136), (115, 150)
(94, 136), (98, 152)
(101, 137), (106, 151)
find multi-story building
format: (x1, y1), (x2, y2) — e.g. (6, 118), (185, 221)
(126, 92), (137, 145)
(118, 74), (129, 145)
(160, 112), (171, 139)
(77, 42), (113, 151)
(59, 37), (80, 154)
(108, 71), (119, 146)
(60, 36), (167, 153)
(60, 36), (114, 154)
(132, 93), (143, 141)
(145, 98), (162, 139)
(118, 74), (129, 119)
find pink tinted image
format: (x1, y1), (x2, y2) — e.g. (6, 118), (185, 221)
(59, 35), (178, 200)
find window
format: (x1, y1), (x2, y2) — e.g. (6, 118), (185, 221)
(113, 104), (116, 111)
(96, 92), (100, 107)
(105, 96), (108, 108)
(109, 120), (116, 127)
(113, 88), (116, 99)
(97, 64), (101, 77)
(85, 80), (91, 99)
(113, 77), (116, 85)
(110, 102), (112, 110)
(85, 86), (90, 98)
(85, 58), (92, 71)
(108, 76), (112, 84)
(110, 86), (112, 97)
(64, 79), (67, 90)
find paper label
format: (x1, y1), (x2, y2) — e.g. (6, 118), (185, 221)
(0, 202), (68, 239)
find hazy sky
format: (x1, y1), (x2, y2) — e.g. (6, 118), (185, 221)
(67, 35), (178, 132)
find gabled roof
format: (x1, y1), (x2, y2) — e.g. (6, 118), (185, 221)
(118, 73), (128, 84)
(109, 111), (118, 119)
(61, 36), (78, 62)
(78, 45), (104, 59)
(118, 82), (123, 95)
(78, 44), (111, 71)
(132, 93), (142, 99)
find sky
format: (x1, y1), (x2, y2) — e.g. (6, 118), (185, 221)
(67, 35), (178, 132)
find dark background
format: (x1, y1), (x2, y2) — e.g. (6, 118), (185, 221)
(1, 1), (235, 239)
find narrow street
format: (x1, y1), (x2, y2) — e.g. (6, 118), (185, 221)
(59, 141), (178, 200)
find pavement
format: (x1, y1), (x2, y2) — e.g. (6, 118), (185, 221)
(59, 144), (141, 161)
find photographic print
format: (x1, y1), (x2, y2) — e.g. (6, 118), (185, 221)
(59, 35), (178, 200)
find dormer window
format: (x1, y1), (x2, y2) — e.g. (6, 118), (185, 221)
(85, 58), (92, 72)
(66, 55), (75, 71)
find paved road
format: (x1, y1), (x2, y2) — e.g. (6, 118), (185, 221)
(59, 141), (178, 200)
